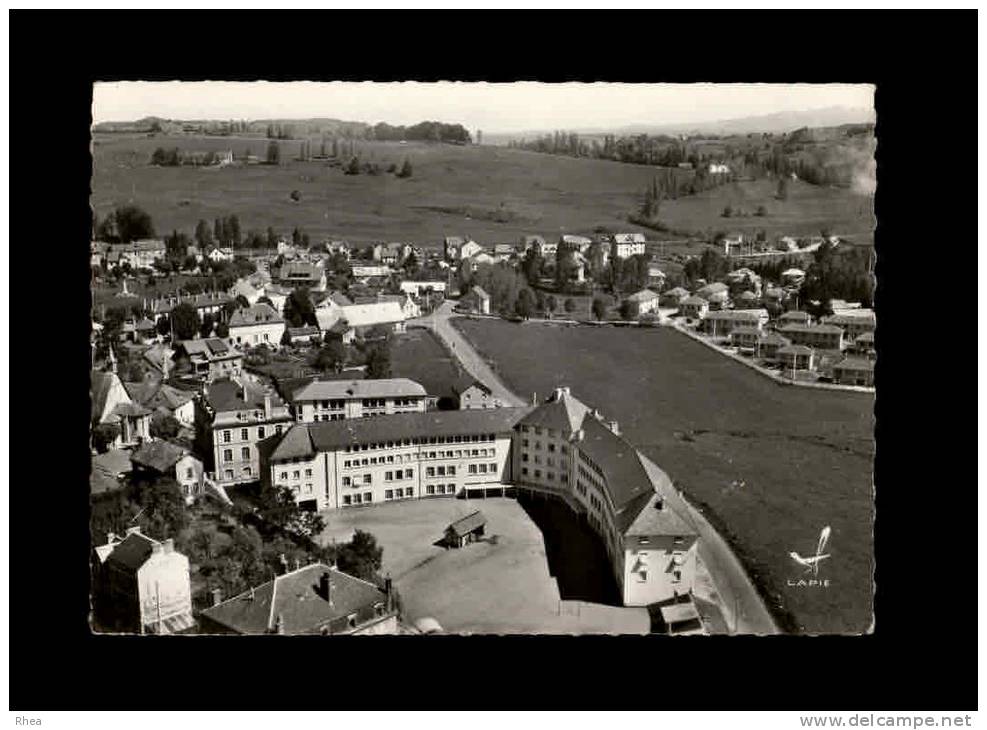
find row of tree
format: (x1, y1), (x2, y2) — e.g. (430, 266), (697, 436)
(371, 121), (472, 144)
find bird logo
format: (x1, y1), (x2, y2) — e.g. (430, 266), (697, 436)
(789, 526), (831, 576)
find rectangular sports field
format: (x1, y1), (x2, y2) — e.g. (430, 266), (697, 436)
(452, 317), (875, 634)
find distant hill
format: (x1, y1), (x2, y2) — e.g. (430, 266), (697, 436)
(484, 106), (876, 145)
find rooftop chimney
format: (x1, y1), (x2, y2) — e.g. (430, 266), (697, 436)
(162, 538), (174, 553)
(655, 497), (664, 511)
(125, 526), (141, 536)
(264, 393), (273, 420)
(319, 571), (333, 605)
(210, 588), (224, 607)
(106, 532), (117, 545)
(274, 613), (285, 635)
(530, 392), (538, 406)
(607, 420), (620, 436)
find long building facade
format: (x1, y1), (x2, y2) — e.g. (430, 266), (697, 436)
(259, 408), (528, 512)
(290, 378), (428, 423)
(257, 387), (699, 608)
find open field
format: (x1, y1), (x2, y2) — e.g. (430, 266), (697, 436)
(390, 326), (462, 400)
(658, 178), (874, 245)
(452, 318), (874, 634)
(92, 134), (873, 248)
(317, 497), (648, 634)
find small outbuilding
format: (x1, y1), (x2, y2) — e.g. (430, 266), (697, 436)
(444, 510), (487, 549)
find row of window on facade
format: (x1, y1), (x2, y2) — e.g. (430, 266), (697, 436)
(521, 438), (567, 454)
(522, 453), (560, 467)
(342, 447), (496, 468)
(222, 424), (282, 443)
(224, 447), (253, 462)
(343, 433), (497, 452)
(520, 466), (568, 483)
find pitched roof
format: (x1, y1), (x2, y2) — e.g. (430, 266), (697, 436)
(131, 439), (190, 473)
(730, 326), (762, 336)
(779, 310), (811, 321)
(125, 379), (193, 411)
(517, 389), (590, 434)
(834, 357), (875, 372)
(471, 285), (490, 299)
(200, 564), (388, 635)
(90, 449), (133, 495)
(757, 331), (791, 346)
(448, 510), (486, 537)
(91, 370), (122, 422)
(229, 303), (283, 327)
(680, 295), (707, 306)
(338, 301), (404, 328)
(704, 309), (765, 321)
(266, 407), (533, 462)
(777, 344), (814, 356)
(292, 378), (426, 402)
(287, 326), (321, 337)
(779, 324), (844, 335)
(613, 233), (647, 244)
(577, 416), (654, 513)
(104, 531), (158, 572)
(627, 289), (660, 303)
(662, 287), (690, 298)
(205, 378), (283, 413)
(176, 338), (241, 361)
(450, 375), (492, 396)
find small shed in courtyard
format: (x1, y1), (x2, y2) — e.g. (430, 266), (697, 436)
(444, 510), (487, 549)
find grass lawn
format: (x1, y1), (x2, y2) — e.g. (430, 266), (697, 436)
(390, 326), (463, 399)
(316, 497), (648, 634)
(452, 318), (874, 634)
(92, 134), (872, 249)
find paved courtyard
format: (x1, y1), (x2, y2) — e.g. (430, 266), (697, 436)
(318, 497), (649, 634)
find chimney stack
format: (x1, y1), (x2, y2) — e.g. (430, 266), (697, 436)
(319, 571), (333, 604)
(264, 393), (273, 420)
(274, 613), (285, 635)
(607, 420), (620, 436)
(655, 496), (664, 511)
(126, 526), (141, 536)
(210, 588), (224, 607)
(531, 392), (538, 406)
(279, 553), (289, 575)
(106, 532), (117, 545)
(162, 538), (174, 553)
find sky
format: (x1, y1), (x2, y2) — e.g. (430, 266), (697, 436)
(92, 82), (874, 134)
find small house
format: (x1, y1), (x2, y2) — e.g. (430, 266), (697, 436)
(444, 511), (487, 549)
(777, 344), (815, 372)
(625, 289), (661, 317)
(678, 295), (708, 320)
(832, 357), (875, 387)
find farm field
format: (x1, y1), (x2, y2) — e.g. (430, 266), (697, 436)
(452, 317), (874, 634)
(317, 497), (648, 634)
(390, 326), (462, 400)
(92, 133), (873, 249)
(658, 178), (874, 245)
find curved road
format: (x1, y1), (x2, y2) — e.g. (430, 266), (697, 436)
(411, 301), (526, 408)
(416, 300), (779, 635)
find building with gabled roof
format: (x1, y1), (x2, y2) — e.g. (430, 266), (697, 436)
(198, 564), (398, 635)
(832, 356), (875, 387)
(778, 323), (845, 351)
(513, 387), (698, 607)
(444, 510), (487, 548)
(199, 377), (293, 487)
(92, 527), (194, 635)
(130, 439), (205, 502)
(259, 407), (532, 511)
(450, 376), (497, 410)
(228, 303), (285, 349)
(173, 338), (243, 381)
(124, 374), (195, 425)
(91, 370), (152, 448)
(290, 378), (428, 422)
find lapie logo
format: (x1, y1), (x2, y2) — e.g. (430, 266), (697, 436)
(787, 526), (832, 587)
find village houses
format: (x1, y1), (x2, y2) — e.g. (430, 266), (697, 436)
(227, 303), (285, 349)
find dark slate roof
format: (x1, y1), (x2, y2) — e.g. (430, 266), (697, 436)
(834, 357), (874, 372)
(779, 324), (844, 335)
(578, 416), (654, 512)
(267, 407), (533, 462)
(447, 510), (486, 537)
(205, 378), (283, 413)
(517, 391), (590, 434)
(778, 344), (814, 356)
(130, 440), (189, 473)
(229, 303), (283, 327)
(200, 564), (388, 635)
(105, 531), (157, 572)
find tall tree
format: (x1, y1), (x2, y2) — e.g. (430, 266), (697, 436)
(195, 219), (213, 250)
(169, 303), (200, 340)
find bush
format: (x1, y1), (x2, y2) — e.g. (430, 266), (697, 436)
(721, 206), (733, 218)
(290, 190), (301, 202)
(564, 298), (577, 313)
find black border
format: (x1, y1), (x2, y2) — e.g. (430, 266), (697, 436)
(10, 9), (977, 711)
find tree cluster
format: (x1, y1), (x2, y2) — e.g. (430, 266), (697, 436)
(94, 205), (156, 244)
(371, 121), (472, 144)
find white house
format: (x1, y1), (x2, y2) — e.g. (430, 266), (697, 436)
(611, 233), (647, 259)
(709, 163), (731, 174)
(228, 304), (286, 349)
(399, 280), (448, 297)
(625, 289), (661, 317)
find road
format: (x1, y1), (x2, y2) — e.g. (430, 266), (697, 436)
(410, 301), (527, 408)
(639, 456), (780, 635)
(426, 301), (780, 634)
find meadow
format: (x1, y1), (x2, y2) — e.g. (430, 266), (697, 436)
(452, 317), (874, 634)
(91, 133), (873, 248)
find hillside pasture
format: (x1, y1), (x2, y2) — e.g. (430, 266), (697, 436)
(92, 134), (873, 249)
(451, 317), (874, 634)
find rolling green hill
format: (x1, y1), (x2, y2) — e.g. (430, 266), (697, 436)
(91, 133), (873, 247)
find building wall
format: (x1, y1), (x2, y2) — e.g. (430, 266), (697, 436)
(175, 454), (205, 498)
(173, 400), (196, 426)
(213, 414), (290, 485)
(136, 550), (193, 633)
(268, 429), (515, 511)
(229, 322), (286, 349)
(459, 386), (495, 409)
(296, 396), (427, 423)
(621, 535), (698, 606)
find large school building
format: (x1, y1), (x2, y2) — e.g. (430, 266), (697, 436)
(257, 387), (698, 607)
